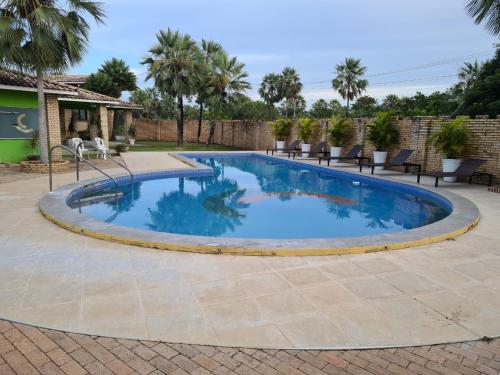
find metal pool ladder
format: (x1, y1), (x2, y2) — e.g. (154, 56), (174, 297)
(48, 144), (133, 192)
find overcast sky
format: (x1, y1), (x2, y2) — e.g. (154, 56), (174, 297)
(72, 0), (499, 105)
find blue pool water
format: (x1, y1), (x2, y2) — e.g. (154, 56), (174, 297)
(69, 154), (452, 239)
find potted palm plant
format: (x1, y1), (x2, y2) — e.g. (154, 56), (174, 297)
(128, 125), (137, 145)
(298, 117), (317, 157)
(430, 117), (468, 182)
(328, 116), (351, 163)
(270, 118), (293, 153)
(367, 111), (399, 169)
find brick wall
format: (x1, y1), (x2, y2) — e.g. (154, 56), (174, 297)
(135, 117), (500, 183)
(46, 94), (62, 160)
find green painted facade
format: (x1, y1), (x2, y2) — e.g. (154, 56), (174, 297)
(0, 89), (39, 163)
(0, 89), (38, 108)
(0, 139), (34, 163)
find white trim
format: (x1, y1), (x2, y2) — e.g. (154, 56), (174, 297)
(0, 84), (77, 96)
(110, 105), (142, 110)
(57, 97), (119, 105)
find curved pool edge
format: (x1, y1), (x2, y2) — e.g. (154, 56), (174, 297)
(39, 153), (481, 256)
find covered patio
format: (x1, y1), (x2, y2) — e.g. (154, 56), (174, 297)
(0, 69), (140, 162)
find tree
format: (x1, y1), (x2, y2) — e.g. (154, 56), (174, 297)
(279, 94), (306, 118)
(331, 58), (368, 114)
(462, 48), (500, 117)
(142, 29), (201, 147)
(0, 0), (104, 162)
(129, 88), (177, 119)
(381, 94), (402, 112)
(329, 99), (344, 115)
(195, 39), (224, 142)
(466, 0), (500, 35)
(99, 58), (137, 97)
(205, 51), (250, 144)
(351, 96), (378, 117)
(259, 73), (282, 114)
(84, 58), (137, 98)
(309, 99), (333, 119)
(84, 71), (118, 97)
(279, 67), (303, 118)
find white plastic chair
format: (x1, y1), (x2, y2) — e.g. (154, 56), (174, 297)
(93, 137), (108, 160)
(70, 138), (87, 159)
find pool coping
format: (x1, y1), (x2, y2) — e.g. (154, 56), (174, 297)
(39, 152), (480, 256)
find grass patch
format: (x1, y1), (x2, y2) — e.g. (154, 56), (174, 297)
(129, 141), (243, 152)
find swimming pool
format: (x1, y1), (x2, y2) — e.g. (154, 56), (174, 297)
(67, 154), (451, 240)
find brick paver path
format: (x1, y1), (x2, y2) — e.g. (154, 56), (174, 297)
(0, 320), (499, 375)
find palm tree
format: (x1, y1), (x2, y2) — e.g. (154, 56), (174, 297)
(451, 60), (483, 116)
(466, 0), (500, 35)
(258, 73), (282, 116)
(142, 29), (200, 147)
(206, 51), (250, 144)
(280, 67), (303, 118)
(458, 60), (482, 89)
(0, 0), (105, 162)
(99, 58), (137, 97)
(331, 58), (368, 115)
(195, 39), (224, 142)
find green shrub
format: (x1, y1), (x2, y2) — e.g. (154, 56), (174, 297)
(328, 116), (351, 147)
(270, 118), (293, 140)
(128, 125), (137, 138)
(298, 117), (317, 144)
(367, 111), (399, 151)
(430, 117), (469, 159)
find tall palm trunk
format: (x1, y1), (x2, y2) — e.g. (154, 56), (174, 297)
(207, 119), (216, 145)
(176, 95), (184, 147)
(36, 73), (49, 163)
(346, 96), (350, 117)
(196, 102), (203, 143)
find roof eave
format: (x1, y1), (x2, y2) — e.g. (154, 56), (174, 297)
(58, 97), (120, 105)
(0, 84), (78, 96)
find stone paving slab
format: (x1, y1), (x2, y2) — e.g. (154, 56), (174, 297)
(1, 319), (499, 375)
(1, 153), (500, 349)
(121, 152), (192, 172)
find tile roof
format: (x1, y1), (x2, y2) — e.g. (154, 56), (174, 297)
(0, 69), (76, 93)
(49, 74), (88, 84)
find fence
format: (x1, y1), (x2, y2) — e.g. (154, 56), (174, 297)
(134, 117), (500, 183)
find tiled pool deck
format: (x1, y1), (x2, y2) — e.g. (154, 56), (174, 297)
(0, 152), (499, 352)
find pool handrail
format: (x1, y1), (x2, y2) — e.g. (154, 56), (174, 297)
(49, 144), (118, 192)
(79, 141), (134, 185)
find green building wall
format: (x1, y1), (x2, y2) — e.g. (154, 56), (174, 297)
(0, 89), (38, 163)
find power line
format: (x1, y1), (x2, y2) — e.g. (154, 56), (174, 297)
(306, 74), (459, 90)
(247, 48), (493, 86)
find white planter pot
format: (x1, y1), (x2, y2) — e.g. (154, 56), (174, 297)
(115, 135), (125, 142)
(276, 140), (285, 154)
(129, 139), (135, 145)
(301, 143), (311, 158)
(442, 158), (462, 182)
(330, 146), (342, 164)
(373, 151), (388, 170)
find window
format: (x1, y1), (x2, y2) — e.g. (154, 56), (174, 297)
(72, 109), (88, 121)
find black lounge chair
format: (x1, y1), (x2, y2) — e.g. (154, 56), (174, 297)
(319, 144), (369, 166)
(359, 149), (421, 175)
(288, 141), (329, 159)
(417, 159), (493, 187)
(266, 140), (300, 155)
